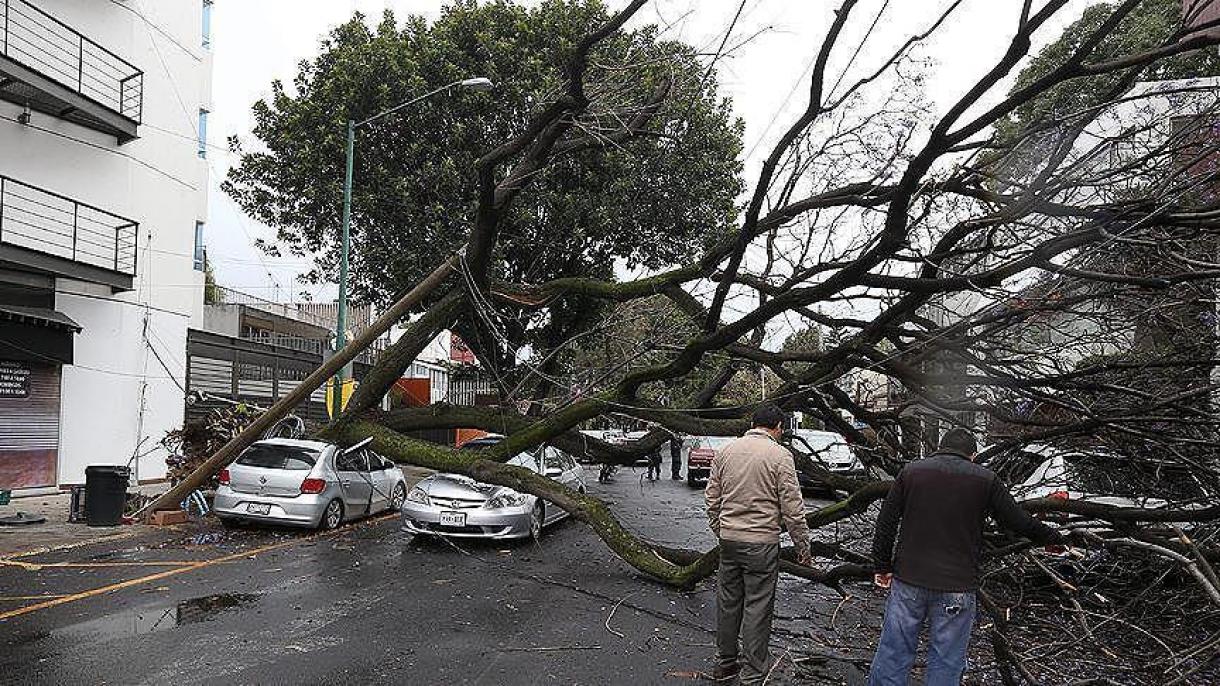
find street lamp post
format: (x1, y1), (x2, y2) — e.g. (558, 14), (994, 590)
(331, 77), (493, 417)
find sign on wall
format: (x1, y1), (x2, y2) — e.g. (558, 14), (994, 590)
(0, 361), (30, 399)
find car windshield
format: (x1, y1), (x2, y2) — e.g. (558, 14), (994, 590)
(459, 437), (502, 451)
(793, 432), (850, 456)
(236, 444), (318, 471)
(508, 453), (540, 473)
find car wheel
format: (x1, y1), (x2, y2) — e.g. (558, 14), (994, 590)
(530, 502), (544, 539)
(320, 499), (344, 530)
(389, 483), (407, 512)
(687, 474), (699, 488)
(218, 516), (243, 529)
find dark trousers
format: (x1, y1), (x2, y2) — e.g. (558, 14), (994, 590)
(716, 539), (780, 683)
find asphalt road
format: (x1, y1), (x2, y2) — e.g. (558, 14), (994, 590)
(0, 468), (871, 685)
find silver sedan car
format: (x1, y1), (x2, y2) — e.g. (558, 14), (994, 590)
(401, 442), (585, 540)
(214, 438), (407, 529)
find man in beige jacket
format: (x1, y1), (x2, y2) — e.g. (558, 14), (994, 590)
(705, 404), (811, 683)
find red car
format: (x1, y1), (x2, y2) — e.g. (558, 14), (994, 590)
(686, 436), (733, 486)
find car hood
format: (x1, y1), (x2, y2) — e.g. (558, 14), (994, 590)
(419, 473), (500, 501)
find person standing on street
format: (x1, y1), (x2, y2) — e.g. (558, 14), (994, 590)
(868, 428), (1066, 686)
(670, 432), (683, 480)
(646, 444), (662, 481)
(705, 405), (811, 683)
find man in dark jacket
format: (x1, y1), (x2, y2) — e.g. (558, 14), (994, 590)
(868, 428), (1065, 686)
(670, 433), (683, 480)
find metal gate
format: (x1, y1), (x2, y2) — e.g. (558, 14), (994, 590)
(0, 360), (61, 489)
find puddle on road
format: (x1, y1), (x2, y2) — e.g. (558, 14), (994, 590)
(14, 593), (261, 645)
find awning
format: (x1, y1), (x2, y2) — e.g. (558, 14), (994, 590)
(0, 304), (81, 364)
(0, 304), (82, 332)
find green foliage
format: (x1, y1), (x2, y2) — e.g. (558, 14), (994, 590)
(223, 0), (743, 309)
(203, 260), (223, 305)
(996, 0), (1220, 145)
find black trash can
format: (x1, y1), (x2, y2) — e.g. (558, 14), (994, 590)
(84, 465), (130, 527)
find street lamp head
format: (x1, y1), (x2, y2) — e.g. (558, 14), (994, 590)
(459, 77), (495, 91)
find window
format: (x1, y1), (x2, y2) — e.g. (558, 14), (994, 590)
(236, 445), (318, 471)
(202, 0), (213, 48)
(193, 221), (205, 270)
(542, 448), (565, 474)
(197, 109), (209, 158)
(336, 450), (369, 473)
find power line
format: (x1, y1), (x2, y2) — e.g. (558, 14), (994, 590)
(0, 111), (198, 190)
(105, 0), (204, 63)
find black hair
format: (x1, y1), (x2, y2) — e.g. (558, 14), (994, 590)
(939, 427), (978, 456)
(751, 404), (787, 429)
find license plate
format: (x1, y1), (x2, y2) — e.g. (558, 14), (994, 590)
(246, 503), (271, 515)
(439, 511), (466, 527)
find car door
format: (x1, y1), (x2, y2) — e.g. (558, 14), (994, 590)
(362, 450), (391, 512)
(541, 448), (578, 523)
(334, 448), (373, 516)
(564, 453), (585, 493)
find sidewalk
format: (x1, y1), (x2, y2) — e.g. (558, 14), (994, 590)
(0, 484), (171, 558)
(0, 466), (435, 558)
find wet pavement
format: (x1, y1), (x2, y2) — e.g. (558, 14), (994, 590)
(0, 467), (871, 685)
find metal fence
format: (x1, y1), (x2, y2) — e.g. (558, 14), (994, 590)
(0, 175), (138, 275)
(186, 330), (374, 424)
(0, 0), (143, 121)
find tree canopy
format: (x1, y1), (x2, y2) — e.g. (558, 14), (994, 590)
(997, 0), (1220, 142)
(223, 0), (743, 311)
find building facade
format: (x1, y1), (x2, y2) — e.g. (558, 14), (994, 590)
(0, 0), (213, 492)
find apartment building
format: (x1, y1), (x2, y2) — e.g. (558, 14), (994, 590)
(0, 0), (214, 493)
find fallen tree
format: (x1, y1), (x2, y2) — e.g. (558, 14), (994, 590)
(173, 1), (1220, 681)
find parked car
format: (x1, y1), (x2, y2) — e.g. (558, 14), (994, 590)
(214, 438), (407, 530)
(686, 436), (735, 486)
(401, 439), (586, 540)
(1008, 444), (1196, 509)
(788, 429), (863, 492)
(575, 429), (624, 464)
(624, 430), (658, 466)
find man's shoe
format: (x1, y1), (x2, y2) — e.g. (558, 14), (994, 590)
(710, 663), (740, 681)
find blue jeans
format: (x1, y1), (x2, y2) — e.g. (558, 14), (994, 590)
(867, 579), (976, 686)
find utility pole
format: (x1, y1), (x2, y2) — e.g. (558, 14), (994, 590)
(332, 119), (355, 416)
(330, 77), (493, 417)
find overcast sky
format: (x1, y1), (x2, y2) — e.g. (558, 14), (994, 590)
(203, 0), (1099, 301)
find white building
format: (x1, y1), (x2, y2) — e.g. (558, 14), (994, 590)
(0, 0), (214, 494)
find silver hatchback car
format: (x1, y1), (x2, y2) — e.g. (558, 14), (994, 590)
(214, 438), (407, 529)
(401, 441), (585, 540)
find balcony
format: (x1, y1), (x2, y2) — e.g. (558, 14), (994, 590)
(0, 175), (138, 290)
(0, 0), (143, 142)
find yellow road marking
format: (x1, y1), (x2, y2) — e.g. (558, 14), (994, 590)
(0, 513), (395, 621)
(0, 560), (199, 571)
(2, 530), (139, 560)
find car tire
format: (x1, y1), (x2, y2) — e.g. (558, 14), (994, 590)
(218, 516), (243, 529)
(320, 498), (344, 530)
(389, 483), (406, 512)
(687, 474), (699, 488)
(530, 501), (544, 540)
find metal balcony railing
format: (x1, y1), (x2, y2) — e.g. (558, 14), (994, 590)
(0, 175), (138, 276)
(209, 286), (335, 330)
(0, 0), (143, 122)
